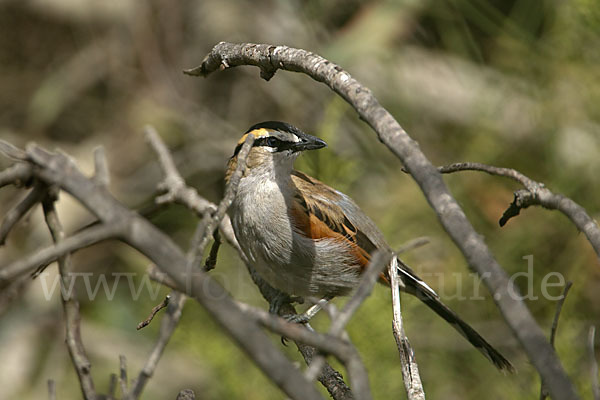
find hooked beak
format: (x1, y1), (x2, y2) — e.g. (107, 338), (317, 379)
(293, 134), (327, 152)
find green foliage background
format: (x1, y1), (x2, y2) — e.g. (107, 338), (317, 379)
(0, 0), (599, 399)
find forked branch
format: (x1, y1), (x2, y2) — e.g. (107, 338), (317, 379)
(438, 162), (600, 257)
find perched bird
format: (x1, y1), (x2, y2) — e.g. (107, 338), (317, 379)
(226, 121), (513, 371)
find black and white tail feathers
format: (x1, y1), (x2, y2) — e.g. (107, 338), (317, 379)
(397, 260), (514, 372)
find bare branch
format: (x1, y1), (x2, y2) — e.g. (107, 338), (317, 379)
(144, 125), (244, 256)
(438, 162), (537, 190)
(550, 282), (573, 347)
(136, 295), (171, 330)
(235, 302), (354, 355)
(438, 162), (600, 258)
(395, 237), (430, 255)
(93, 146), (110, 187)
(590, 327), (600, 400)
(145, 126), (216, 215)
(148, 264), (179, 288)
(130, 292), (186, 399)
(540, 281), (573, 400)
(189, 133), (254, 270)
(188, 42), (579, 399)
(297, 344), (354, 400)
(0, 139), (28, 161)
(389, 256), (425, 400)
(332, 252), (390, 335)
(0, 162), (32, 189)
(42, 194), (96, 400)
(0, 182), (46, 245)
(120, 355), (129, 398)
(0, 223), (122, 284)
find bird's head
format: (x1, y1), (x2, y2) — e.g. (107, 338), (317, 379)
(228, 121), (327, 179)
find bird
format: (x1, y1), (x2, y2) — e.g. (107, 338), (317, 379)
(226, 121), (513, 372)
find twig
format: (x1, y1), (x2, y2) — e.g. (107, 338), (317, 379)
(136, 295), (171, 330)
(42, 193), (96, 400)
(550, 282), (573, 347)
(147, 264), (179, 288)
(145, 125), (244, 257)
(190, 42), (579, 399)
(390, 256), (425, 400)
(186, 133), (254, 274)
(0, 139), (28, 161)
(590, 326), (600, 400)
(130, 215), (211, 399)
(0, 182), (46, 245)
(145, 126), (216, 215)
(184, 213), (212, 293)
(395, 237), (430, 255)
(0, 222), (122, 284)
(438, 162), (600, 257)
(540, 281), (573, 400)
(438, 162), (537, 190)
(120, 354), (128, 398)
(93, 146), (110, 187)
(0, 162), (32, 188)
(47, 379), (56, 400)
(129, 292), (186, 399)
(235, 302), (355, 360)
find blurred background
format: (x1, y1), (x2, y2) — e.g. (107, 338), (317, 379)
(0, 0), (599, 399)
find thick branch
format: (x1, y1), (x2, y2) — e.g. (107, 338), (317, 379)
(188, 42), (579, 399)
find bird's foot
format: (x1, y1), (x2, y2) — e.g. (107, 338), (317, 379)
(282, 298), (330, 324)
(268, 292), (304, 316)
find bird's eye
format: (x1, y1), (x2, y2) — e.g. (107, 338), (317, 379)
(266, 137), (279, 147)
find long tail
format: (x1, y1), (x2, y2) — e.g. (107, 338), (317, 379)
(397, 260), (514, 372)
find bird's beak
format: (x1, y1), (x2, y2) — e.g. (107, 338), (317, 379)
(294, 134), (327, 152)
